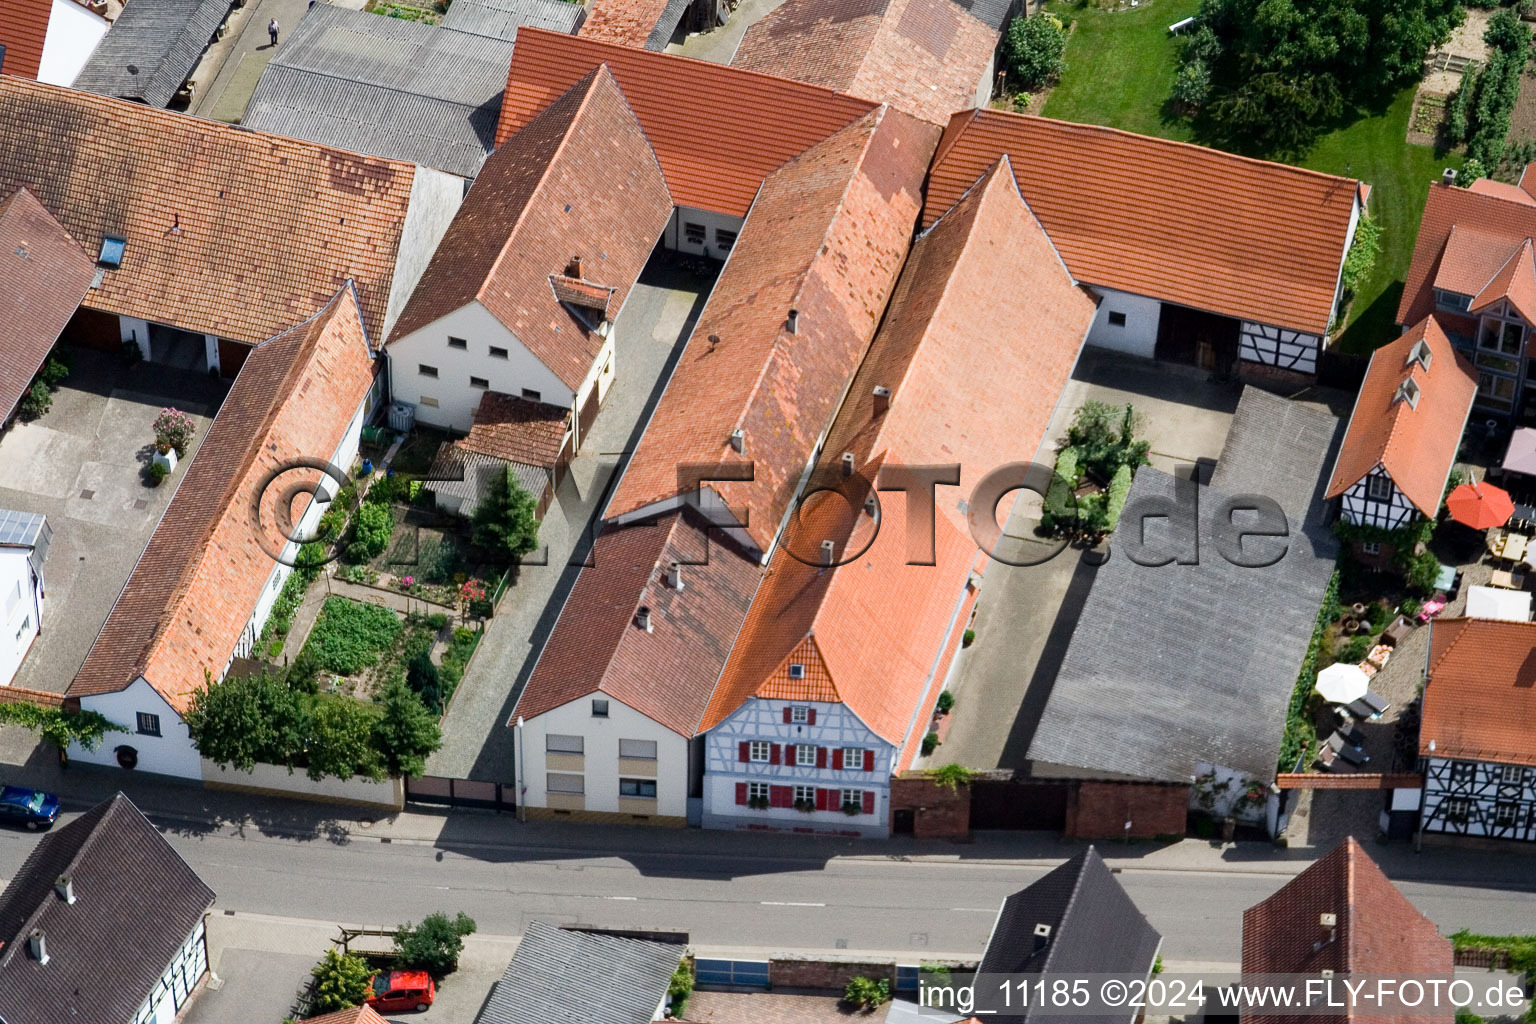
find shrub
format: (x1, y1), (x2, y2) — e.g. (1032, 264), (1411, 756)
(17, 379), (51, 420)
(1457, 157), (1488, 187)
(310, 949), (372, 1014)
(147, 460), (170, 485)
(306, 693), (385, 782)
(1044, 445), (1081, 519)
(936, 690), (955, 713)
(1447, 64), (1476, 143)
(844, 976), (892, 1010)
(1002, 14), (1066, 90)
(921, 731), (940, 755)
(406, 650), (443, 713)
(373, 677), (442, 776)
(1339, 217), (1381, 305)
(1104, 463), (1134, 531)
(38, 350), (70, 388)
(1171, 58), (1212, 110)
(962, 628), (976, 647)
(152, 407), (197, 457)
(931, 763), (975, 789)
(351, 502), (394, 562)
(1069, 402), (1150, 481)
(306, 597), (403, 675)
(472, 466), (540, 562)
(668, 961), (695, 1018)
(1339, 633), (1373, 663)
(427, 612), (449, 631)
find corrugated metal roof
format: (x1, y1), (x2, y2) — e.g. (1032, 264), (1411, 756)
(73, 0), (230, 106)
(476, 921), (681, 1024)
(644, 0), (689, 46)
(440, 0), (584, 39)
(427, 447), (547, 513)
(243, 5), (515, 177)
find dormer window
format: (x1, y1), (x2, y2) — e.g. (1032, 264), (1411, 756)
(1394, 377), (1420, 409)
(1406, 339), (1433, 372)
(1434, 289), (1471, 313)
(98, 236), (126, 268)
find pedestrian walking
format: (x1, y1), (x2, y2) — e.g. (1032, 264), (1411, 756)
(267, 18), (279, 46)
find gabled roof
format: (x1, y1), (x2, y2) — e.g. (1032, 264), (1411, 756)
(0, 0), (52, 79)
(0, 76), (416, 345)
(0, 793), (216, 1024)
(1242, 838), (1452, 1024)
(73, 0), (231, 106)
(69, 286), (376, 713)
(699, 159), (1095, 748)
(731, 0), (998, 127)
(577, 0), (678, 49)
(477, 921), (682, 1024)
(605, 105), (938, 552)
(1421, 617), (1536, 767)
(1325, 317), (1475, 517)
(512, 509), (763, 734)
(1469, 176), (1536, 206)
(300, 1008), (391, 1024)
(457, 391), (569, 468)
(242, 5), (517, 178)
(0, 188), (93, 423)
(391, 66), (671, 389)
(1470, 238), (1536, 322)
(1030, 389), (1340, 783)
(925, 110), (1362, 335)
(495, 28), (880, 217)
(1401, 182), (1536, 326)
(440, 0), (585, 38)
(980, 848), (1160, 1018)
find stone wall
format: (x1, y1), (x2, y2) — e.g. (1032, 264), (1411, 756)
(769, 957), (896, 991)
(1065, 781), (1188, 839)
(890, 775), (971, 838)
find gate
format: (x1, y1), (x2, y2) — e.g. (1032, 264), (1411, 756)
(404, 775), (515, 810)
(969, 778), (1070, 830)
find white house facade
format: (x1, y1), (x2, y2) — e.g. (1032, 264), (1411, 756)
(70, 677), (202, 778)
(1420, 756), (1536, 842)
(0, 512), (48, 688)
(1337, 467), (1419, 530)
(661, 206), (745, 260)
(132, 917), (210, 1024)
(1083, 287), (1161, 357)
(701, 698), (893, 838)
(37, 0), (109, 87)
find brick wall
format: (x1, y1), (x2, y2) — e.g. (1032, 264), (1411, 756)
(769, 958), (895, 991)
(890, 775), (971, 838)
(1239, 361), (1314, 389)
(1064, 781), (1188, 839)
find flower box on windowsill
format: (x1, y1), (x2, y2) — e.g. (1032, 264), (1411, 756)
(747, 796), (770, 810)
(841, 804), (862, 816)
(152, 448), (177, 473)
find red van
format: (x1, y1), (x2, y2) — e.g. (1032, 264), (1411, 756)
(364, 970), (435, 1013)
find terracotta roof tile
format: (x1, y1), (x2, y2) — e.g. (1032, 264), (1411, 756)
(549, 273), (615, 315)
(0, 76), (415, 345)
(1325, 316), (1475, 517)
(1432, 224), (1527, 299)
(1421, 617), (1536, 767)
(0, 0), (50, 79)
(495, 29), (879, 218)
(1242, 837), (1452, 1024)
(925, 110), (1361, 335)
(1400, 183), (1536, 326)
(299, 1008), (391, 1024)
(606, 105), (938, 552)
(700, 158), (1095, 747)
(392, 66), (670, 390)
(732, 0), (998, 126)
(68, 286), (376, 712)
(1469, 177), (1536, 206)
(578, 0), (671, 47)
(0, 188), (93, 422)
(1470, 238), (1536, 322)
(456, 390), (569, 468)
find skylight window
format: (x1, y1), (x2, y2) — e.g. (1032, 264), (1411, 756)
(1406, 339), (1433, 372)
(98, 236), (126, 268)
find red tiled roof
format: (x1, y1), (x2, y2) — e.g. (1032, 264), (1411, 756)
(1242, 838), (1452, 1024)
(0, 187), (92, 422)
(700, 158), (1095, 746)
(457, 390), (569, 468)
(925, 109), (1362, 335)
(1400, 182), (1536, 327)
(549, 273), (615, 315)
(0, 0), (50, 79)
(1324, 316), (1475, 517)
(578, 0), (669, 47)
(1469, 177), (1536, 206)
(606, 105), (938, 552)
(392, 67), (670, 390)
(1470, 238), (1536, 322)
(1421, 617), (1536, 767)
(495, 29), (879, 218)
(511, 509), (763, 734)
(69, 286), (377, 713)
(0, 76), (416, 345)
(732, 0), (998, 127)
(299, 1009), (391, 1024)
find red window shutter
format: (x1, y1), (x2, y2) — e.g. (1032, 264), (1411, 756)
(738, 741), (750, 763)
(816, 747), (827, 769)
(863, 749), (875, 772)
(807, 709), (817, 725)
(815, 788), (831, 811)
(832, 749), (844, 771)
(735, 782), (748, 806)
(785, 744), (796, 765)
(783, 707), (793, 724)
(862, 791), (875, 814)
(769, 744), (782, 765)
(770, 785), (792, 808)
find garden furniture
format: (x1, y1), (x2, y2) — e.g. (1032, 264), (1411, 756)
(1382, 616), (1413, 646)
(1314, 743), (1338, 771)
(1492, 568), (1524, 590)
(1500, 532), (1529, 563)
(1326, 731), (1370, 767)
(1359, 688), (1389, 716)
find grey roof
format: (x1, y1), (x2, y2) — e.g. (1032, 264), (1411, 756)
(242, 5), (515, 177)
(0, 793), (216, 1024)
(427, 446), (547, 513)
(74, 0), (231, 107)
(1027, 388), (1342, 783)
(440, 0), (585, 39)
(476, 921), (681, 1024)
(947, 0), (1011, 30)
(644, 0), (690, 47)
(979, 848), (1161, 1022)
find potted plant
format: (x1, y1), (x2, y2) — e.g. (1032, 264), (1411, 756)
(793, 798), (816, 813)
(152, 407), (196, 459)
(746, 794), (770, 810)
(842, 801), (862, 816)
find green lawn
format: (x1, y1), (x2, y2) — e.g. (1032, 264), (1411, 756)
(1041, 0), (1460, 355)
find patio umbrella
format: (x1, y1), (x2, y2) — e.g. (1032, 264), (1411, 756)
(1506, 427), (1536, 478)
(1315, 662), (1370, 705)
(1447, 479), (1515, 530)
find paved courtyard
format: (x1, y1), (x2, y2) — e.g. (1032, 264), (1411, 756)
(0, 350), (224, 694)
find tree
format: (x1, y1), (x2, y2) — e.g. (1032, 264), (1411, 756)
(1458, 157), (1487, 186)
(472, 466), (540, 562)
(184, 670), (308, 772)
(17, 379), (51, 420)
(309, 949), (372, 1013)
(0, 702), (126, 752)
(306, 694), (383, 782)
(1171, 58), (1213, 110)
(393, 912), (477, 979)
(1002, 14), (1066, 90)
(372, 677), (442, 777)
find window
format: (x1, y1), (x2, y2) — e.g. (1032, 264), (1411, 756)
(841, 788), (863, 810)
(470, 376), (490, 389)
(788, 664), (806, 680)
(448, 336), (468, 350)
(136, 712), (161, 737)
(794, 785), (816, 806)
(715, 228), (738, 252)
(1442, 797), (1470, 824)
(1495, 801), (1519, 827)
(521, 388), (541, 402)
(619, 738), (657, 760)
(1361, 541), (1381, 556)
(795, 744), (817, 766)
(747, 781), (769, 802)
(684, 222), (706, 246)
(1478, 371), (1517, 411)
(842, 747), (865, 768)
(1502, 765), (1526, 785)
(620, 778), (657, 798)
(1480, 317), (1524, 355)
(13, 617), (28, 643)
(547, 772), (584, 794)
(418, 396), (440, 408)
(1451, 761), (1476, 784)
(1434, 289), (1472, 313)
(98, 236), (126, 268)
(546, 734), (583, 754)
(749, 741), (771, 763)
(489, 346), (509, 360)
(790, 706), (809, 723)
(591, 699), (609, 717)
(418, 364), (439, 378)
(4, 580), (19, 617)
(1108, 311), (1127, 327)
(1366, 475), (1392, 501)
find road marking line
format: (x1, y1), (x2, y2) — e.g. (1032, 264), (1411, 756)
(761, 901), (825, 907)
(607, 896), (638, 901)
(950, 907), (995, 913)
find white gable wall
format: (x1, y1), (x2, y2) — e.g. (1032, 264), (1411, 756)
(515, 694), (689, 818)
(70, 678), (202, 779)
(1084, 288), (1160, 357)
(1339, 468), (1418, 530)
(0, 547), (42, 688)
(38, 0), (108, 86)
(383, 168), (467, 341)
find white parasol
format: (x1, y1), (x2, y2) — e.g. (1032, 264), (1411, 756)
(1315, 662), (1370, 704)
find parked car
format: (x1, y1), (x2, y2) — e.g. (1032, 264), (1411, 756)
(0, 786), (59, 830)
(365, 970), (434, 1013)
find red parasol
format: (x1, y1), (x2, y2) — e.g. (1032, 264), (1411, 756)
(1446, 479), (1515, 530)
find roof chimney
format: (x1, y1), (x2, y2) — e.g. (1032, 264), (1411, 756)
(635, 606), (653, 632)
(666, 561), (684, 589)
(569, 255), (583, 280)
(864, 494), (877, 517)
(27, 930), (47, 965)
(729, 428), (746, 454)
(841, 452), (855, 477)
(1442, 167), (1457, 186)
(1032, 922), (1052, 953)
(54, 876), (74, 905)
(820, 539), (836, 566)
(872, 385), (891, 415)
(786, 308), (799, 334)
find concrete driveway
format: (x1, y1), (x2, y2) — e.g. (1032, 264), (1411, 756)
(0, 350), (224, 695)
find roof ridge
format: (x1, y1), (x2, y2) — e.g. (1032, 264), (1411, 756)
(4, 795), (128, 952)
(1040, 848), (1094, 974)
